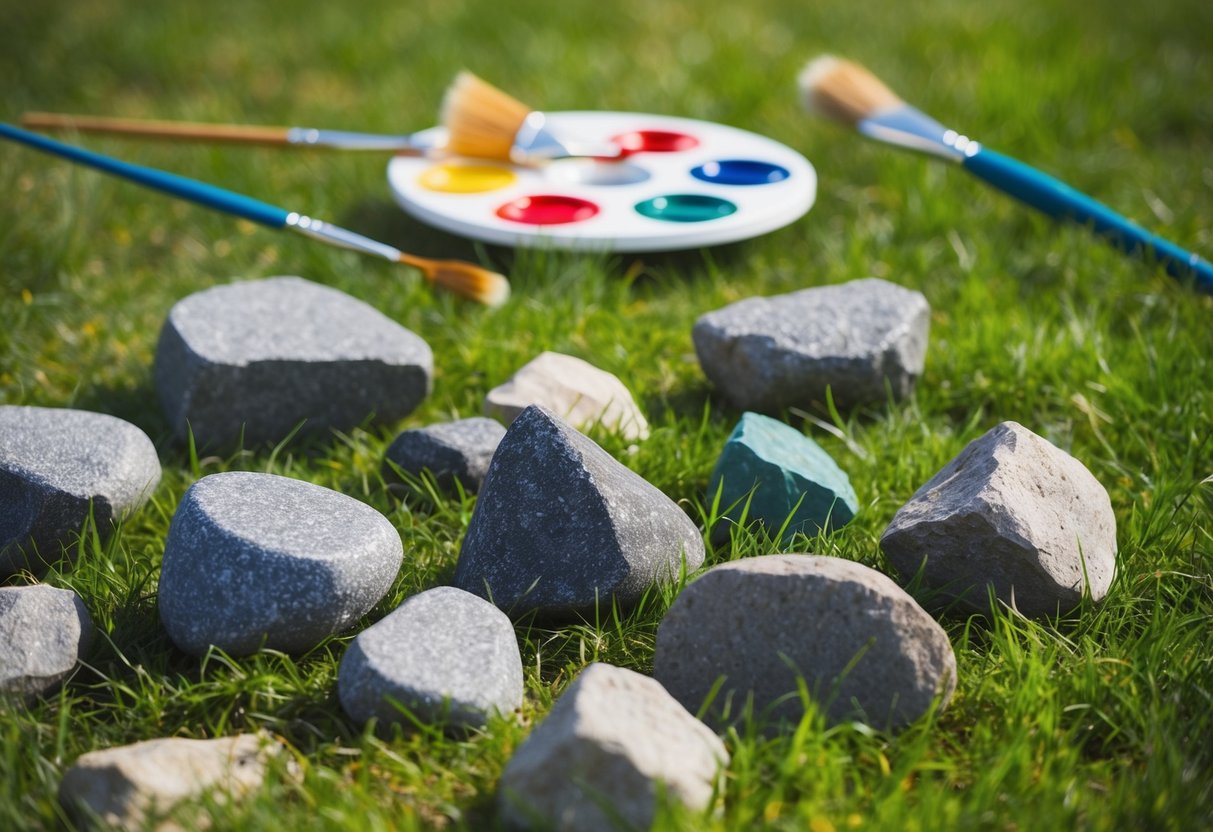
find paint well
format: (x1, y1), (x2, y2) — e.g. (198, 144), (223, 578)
(612, 130), (700, 155)
(634, 194), (737, 223)
(546, 159), (652, 186)
(496, 195), (600, 225)
(418, 162), (517, 194)
(691, 159), (790, 186)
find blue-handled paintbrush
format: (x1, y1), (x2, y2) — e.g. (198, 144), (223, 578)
(0, 123), (509, 305)
(798, 56), (1213, 294)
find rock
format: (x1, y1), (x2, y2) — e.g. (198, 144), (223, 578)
(653, 554), (956, 732)
(153, 276), (432, 450)
(383, 417), (506, 494)
(708, 411), (858, 543)
(498, 663), (728, 831)
(692, 277), (929, 412)
(484, 351), (650, 441)
(454, 406), (704, 619)
(0, 405), (161, 576)
(59, 733), (288, 830)
(879, 421), (1117, 618)
(0, 584), (93, 703)
(158, 471), (402, 656)
(338, 586), (523, 731)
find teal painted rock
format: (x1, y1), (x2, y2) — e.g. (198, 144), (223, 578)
(708, 412), (857, 542)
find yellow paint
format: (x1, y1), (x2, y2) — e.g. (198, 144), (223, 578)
(418, 162), (516, 194)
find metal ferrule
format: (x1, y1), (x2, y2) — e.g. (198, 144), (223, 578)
(285, 127), (445, 153)
(285, 213), (402, 261)
(857, 105), (981, 161)
(510, 111), (623, 164)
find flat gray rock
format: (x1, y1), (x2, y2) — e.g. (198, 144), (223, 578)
(654, 554), (956, 732)
(154, 276), (433, 449)
(383, 417), (506, 494)
(880, 421), (1117, 618)
(159, 471), (403, 656)
(454, 405), (704, 619)
(484, 351), (650, 441)
(338, 586), (523, 731)
(1, 405), (160, 576)
(498, 662), (728, 831)
(692, 277), (929, 412)
(0, 584), (93, 703)
(59, 733), (289, 829)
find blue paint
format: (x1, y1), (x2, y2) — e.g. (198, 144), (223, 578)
(691, 159), (790, 186)
(707, 412), (858, 543)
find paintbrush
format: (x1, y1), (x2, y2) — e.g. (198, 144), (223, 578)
(799, 55), (1213, 293)
(21, 72), (622, 164)
(0, 123), (509, 306)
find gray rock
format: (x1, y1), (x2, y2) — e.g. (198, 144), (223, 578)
(154, 276), (433, 450)
(453, 406), (704, 619)
(484, 351), (650, 441)
(498, 662), (728, 831)
(338, 586), (523, 731)
(880, 421), (1117, 618)
(158, 471), (402, 656)
(0, 584), (93, 703)
(383, 417), (506, 494)
(692, 277), (930, 412)
(1, 406), (160, 576)
(59, 733), (289, 830)
(654, 554), (956, 732)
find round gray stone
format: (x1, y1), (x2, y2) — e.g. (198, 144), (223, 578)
(158, 471), (403, 656)
(880, 421), (1117, 617)
(338, 586), (523, 731)
(498, 663), (728, 832)
(383, 417), (506, 494)
(654, 554), (957, 732)
(0, 584), (93, 703)
(453, 405), (705, 619)
(1, 405), (161, 577)
(153, 276), (433, 450)
(692, 277), (929, 412)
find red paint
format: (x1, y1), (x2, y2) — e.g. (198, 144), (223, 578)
(610, 130), (700, 156)
(496, 194), (600, 225)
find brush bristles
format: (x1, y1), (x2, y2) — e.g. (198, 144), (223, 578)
(440, 71), (532, 161)
(401, 253), (510, 306)
(798, 55), (903, 124)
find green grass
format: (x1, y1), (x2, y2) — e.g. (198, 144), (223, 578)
(3, 0), (1212, 828)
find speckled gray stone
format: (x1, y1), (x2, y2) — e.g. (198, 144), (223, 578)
(383, 417), (506, 494)
(158, 471), (403, 656)
(0, 406), (161, 577)
(484, 351), (650, 441)
(880, 421), (1117, 618)
(0, 584), (93, 703)
(59, 733), (289, 830)
(692, 277), (930, 412)
(654, 555), (957, 732)
(498, 663), (728, 832)
(453, 405), (704, 619)
(338, 586), (523, 731)
(154, 276), (433, 449)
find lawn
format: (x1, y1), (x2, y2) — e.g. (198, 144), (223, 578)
(2, 0), (1211, 829)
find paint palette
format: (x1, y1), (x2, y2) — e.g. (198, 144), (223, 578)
(386, 111), (816, 252)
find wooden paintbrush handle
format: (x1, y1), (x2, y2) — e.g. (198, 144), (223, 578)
(20, 112), (291, 145)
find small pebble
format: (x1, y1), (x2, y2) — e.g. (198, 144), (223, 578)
(159, 471), (402, 656)
(498, 662), (728, 831)
(154, 276), (433, 449)
(692, 277), (930, 412)
(484, 351), (650, 441)
(0, 584), (93, 703)
(383, 417), (505, 494)
(338, 586), (523, 731)
(0, 405), (160, 576)
(880, 420), (1117, 617)
(654, 554), (957, 732)
(454, 405), (704, 619)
